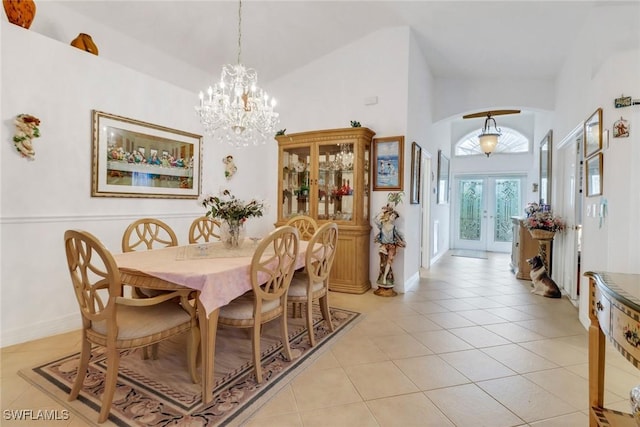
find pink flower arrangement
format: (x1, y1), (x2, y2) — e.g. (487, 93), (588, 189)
(525, 210), (566, 232)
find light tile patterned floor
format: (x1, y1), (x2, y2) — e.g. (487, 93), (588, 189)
(2, 252), (638, 426)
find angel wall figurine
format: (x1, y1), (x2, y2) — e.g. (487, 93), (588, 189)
(13, 114), (41, 159)
(223, 155), (237, 180)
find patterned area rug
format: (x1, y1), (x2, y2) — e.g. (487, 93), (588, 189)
(19, 306), (360, 426)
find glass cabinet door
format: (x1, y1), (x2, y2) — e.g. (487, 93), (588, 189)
(363, 142), (370, 221)
(317, 142), (354, 221)
(281, 145), (311, 219)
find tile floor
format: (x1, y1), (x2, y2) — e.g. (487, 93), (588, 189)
(2, 252), (639, 426)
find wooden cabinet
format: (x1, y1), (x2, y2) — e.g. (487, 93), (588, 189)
(275, 127), (375, 294)
(511, 217), (539, 280)
(586, 271), (640, 426)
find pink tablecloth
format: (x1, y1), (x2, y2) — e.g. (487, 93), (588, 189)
(113, 241), (308, 317)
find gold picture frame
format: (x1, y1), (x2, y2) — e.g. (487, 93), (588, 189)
(437, 150), (450, 204)
(372, 136), (404, 191)
(410, 142), (422, 204)
(92, 110), (202, 198)
(539, 130), (552, 205)
(585, 152), (603, 197)
(584, 108), (602, 158)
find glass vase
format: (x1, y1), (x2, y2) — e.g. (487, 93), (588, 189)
(220, 219), (246, 249)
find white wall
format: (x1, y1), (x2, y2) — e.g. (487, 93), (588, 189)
(31, 2), (209, 92)
(402, 29), (435, 291)
(551, 2), (640, 327)
(0, 22), (274, 346)
(434, 78), (555, 123)
(268, 27), (418, 292)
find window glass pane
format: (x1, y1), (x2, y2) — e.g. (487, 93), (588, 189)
(455, 127), (529, 156)
(282, 146), (310, 218)
(459, 179), (483, 240)
(494, 179), (520, 242)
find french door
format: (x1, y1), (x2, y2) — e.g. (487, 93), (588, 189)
(454, 175), (525, 252)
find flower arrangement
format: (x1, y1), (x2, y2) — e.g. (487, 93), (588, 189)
(200, 189), (265, 223)
(524, 209), (566, 232)
(13, 114), (41, 160)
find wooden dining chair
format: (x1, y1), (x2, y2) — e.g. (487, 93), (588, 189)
(121, 217), (182, 357)
(285, 215), (318, 241)
(218, 225), (299, 383)
(288, 222), (338, 346)
(188, 216), (221, 244)
(122, 217), (178, 252)
(285, 215), (318, 317)
(64, 230), (199, 424)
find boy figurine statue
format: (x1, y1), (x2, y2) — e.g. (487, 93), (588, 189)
(374, 203), (406, 296)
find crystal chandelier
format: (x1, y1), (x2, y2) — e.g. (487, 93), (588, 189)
(195, 0), (279, 148)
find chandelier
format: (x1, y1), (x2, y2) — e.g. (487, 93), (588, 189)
(334, 144), (354, 170)
(478, 113), (501, 157)
(195, 0), (279, 148)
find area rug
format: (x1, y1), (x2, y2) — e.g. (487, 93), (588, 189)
(450, 249), (489, 259)
(19, 306), (360, 427)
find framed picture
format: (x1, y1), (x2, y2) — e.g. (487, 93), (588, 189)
(92, 110), (202, 198)
(437, 150), (450, 204)
(584, 108), (602, 158)
(539, 130), (552, 205)
(372, 136), (404, 191)
(585, 152), (603, 197)
(410, 142), (422, 204)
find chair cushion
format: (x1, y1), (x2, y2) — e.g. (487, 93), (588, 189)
(288, 273), (324, 297)
(92, 301), (191, 340)
(219, 293), (281, 320)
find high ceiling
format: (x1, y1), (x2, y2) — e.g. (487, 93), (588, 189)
(55, 0), (615, 90)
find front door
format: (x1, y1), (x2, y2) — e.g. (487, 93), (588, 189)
(454, 175), (524, 252)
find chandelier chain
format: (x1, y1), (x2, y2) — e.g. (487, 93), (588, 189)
(194, 0), (279, 148)
(237, 0), (242, 65)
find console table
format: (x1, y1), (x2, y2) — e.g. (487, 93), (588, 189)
(511, 217), (552, 280)
(586, 271), (640, 426)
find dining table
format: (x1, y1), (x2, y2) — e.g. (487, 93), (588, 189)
(112, 238), (308, 405)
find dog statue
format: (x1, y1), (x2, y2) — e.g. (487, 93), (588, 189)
(527, 255), (562, 298)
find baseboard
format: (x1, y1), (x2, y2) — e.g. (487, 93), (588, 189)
(403, 272), (420, 293)
(1, 314), (79, 348)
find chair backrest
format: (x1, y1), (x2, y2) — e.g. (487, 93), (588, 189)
(251, 225), (299, 301)
(122, 218), (178, 252)
(285, 215), (318, 241)
(189, 216), (220, 244)
(305, 222), (339, 285)
(65, 230), (120, 329)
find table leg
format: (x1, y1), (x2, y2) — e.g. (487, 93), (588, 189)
(198, 299), (219, 405)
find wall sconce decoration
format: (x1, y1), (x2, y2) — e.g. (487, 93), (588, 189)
(613, 117), (629, 138)
(12, 114), (41, 160)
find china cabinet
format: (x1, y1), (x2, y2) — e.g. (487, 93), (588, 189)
(275, 127), (375, 294)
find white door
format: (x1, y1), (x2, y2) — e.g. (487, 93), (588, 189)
(556, 126), (583, 302)
(454, 175), (525, 252)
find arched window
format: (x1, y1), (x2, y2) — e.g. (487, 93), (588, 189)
(455, 127), (529, 156)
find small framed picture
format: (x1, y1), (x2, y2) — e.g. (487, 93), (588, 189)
(585, 153), (603, 197)
(437, 150), (450, 204)
(372, 136), (404, 191)
(410, 142), (422, 204)
(584, 108), (602, 158)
